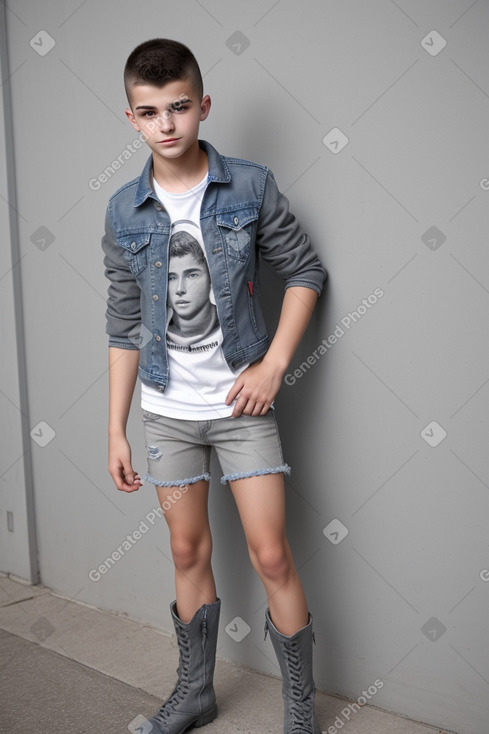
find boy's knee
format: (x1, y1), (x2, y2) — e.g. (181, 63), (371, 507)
(170, 535), (211, 571)
(252, 542), (290, 582)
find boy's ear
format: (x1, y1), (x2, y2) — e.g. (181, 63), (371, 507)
(200, 95), (211, 122)
(125, 107), (140, 131)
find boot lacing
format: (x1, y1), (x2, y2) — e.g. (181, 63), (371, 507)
(281, 638), (315, 733)
(153, 625), (192, 725)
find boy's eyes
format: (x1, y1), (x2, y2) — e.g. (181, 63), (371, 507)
(141, 106), (189, 118)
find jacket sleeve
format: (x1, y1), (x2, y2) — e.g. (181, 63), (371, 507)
(256, 169), (327, 295)
(101, 206), (141, 350)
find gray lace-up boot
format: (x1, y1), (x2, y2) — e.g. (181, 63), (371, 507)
(265, 609), (320, 734)
(149, 598), (220, 734)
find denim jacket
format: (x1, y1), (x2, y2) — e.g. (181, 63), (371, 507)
(102, 140), (327, 392)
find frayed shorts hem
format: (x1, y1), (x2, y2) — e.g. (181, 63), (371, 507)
(220, 464), (291, 484)
(142, 472), (211, 488)
(142, 412), (289, 489)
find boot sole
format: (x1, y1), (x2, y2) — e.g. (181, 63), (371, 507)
(192, 702), (218, 729)
(149, 703), (218, 734)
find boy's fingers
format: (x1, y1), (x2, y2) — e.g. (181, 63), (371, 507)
(123, 466), (142, 486)
(225, 378), (242, 405)
(232, 395), (256, 417)
(110, 462), (142, 492)
(124, 468), (135, 484)
(119, 475), (142, 492)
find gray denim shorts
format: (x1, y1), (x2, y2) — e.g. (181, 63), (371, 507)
(141, 409), (291, 487)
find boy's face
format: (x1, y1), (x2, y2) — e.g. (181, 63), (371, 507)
(125, 79), (210, 163)
(168, 253), (211, 319)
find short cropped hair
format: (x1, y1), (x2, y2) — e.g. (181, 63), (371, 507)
(124, 38), (203, 102)
(169, 231), (206, 265)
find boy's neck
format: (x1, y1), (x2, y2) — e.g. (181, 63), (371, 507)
(152, 142), (208, 193)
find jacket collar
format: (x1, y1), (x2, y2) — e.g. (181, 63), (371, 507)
(133, 139), (231, 207)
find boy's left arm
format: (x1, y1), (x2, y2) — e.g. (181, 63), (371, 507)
(226, 285), (317, 417)
(226, 167), (326, 417)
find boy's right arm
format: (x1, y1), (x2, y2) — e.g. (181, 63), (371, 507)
(108, 346), (143, 492)
(102, 206), (144, 493)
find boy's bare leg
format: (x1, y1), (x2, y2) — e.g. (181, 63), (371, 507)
(155, 479), (217, 622)
(229, 473), (309, 635)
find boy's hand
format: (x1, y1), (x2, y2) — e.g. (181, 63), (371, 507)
(108, 433), (143, 492)
(225, 359), (285, 417)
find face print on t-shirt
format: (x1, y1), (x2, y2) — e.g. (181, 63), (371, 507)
(167, 227), (218, 342)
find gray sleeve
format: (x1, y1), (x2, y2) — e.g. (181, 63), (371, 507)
(101, 207), (141, 350)
(256, 169), (327, 295)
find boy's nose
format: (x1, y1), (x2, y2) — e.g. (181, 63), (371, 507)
(159, 111), (175, 132)
(176, 277), (186, 294)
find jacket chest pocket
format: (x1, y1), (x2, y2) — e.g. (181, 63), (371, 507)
(120, 233), (152, 275)
(217, 207), (259, 263)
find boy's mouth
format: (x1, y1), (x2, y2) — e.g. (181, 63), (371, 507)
(158, 138), (180, 144)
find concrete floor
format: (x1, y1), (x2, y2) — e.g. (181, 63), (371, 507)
(0, 574), (453, 734)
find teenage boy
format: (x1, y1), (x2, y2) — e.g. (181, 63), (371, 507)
(102, 38), (327, 734)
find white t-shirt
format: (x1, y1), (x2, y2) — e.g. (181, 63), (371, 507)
(140, 175), (247, 419)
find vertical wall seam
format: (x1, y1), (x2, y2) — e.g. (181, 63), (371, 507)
(0, 4), (40, 583)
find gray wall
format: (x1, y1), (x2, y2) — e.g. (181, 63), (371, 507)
(1, 2), (488, 732)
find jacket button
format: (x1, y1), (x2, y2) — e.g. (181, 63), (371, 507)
(153, 294), (158, 300)
(155, 203), (164, 211)
(131, 242), (137, 250)
(155, 261), (162, 268)
(155, 335), (161, 341)
(233, 216), (239, 226)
